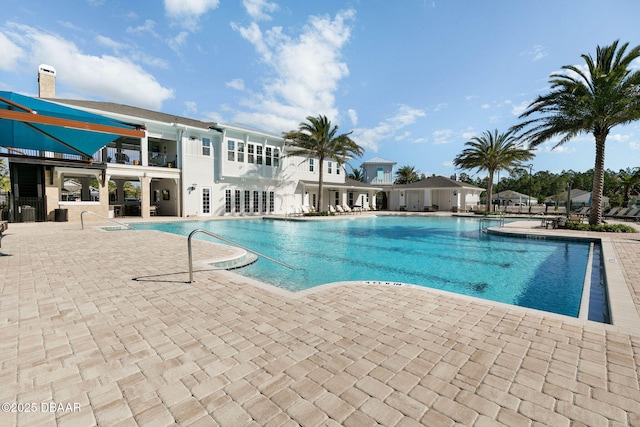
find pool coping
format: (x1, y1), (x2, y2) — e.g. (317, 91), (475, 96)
(110, 215), (640, 336)
(487, 221), (640, 335)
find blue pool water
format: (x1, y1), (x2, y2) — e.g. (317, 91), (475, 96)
(134, 216), (592, 317)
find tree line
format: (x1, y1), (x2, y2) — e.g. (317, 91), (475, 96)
(455, 167), (640, 208)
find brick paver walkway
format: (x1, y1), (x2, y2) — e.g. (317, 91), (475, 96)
(0, 220), (638, 426)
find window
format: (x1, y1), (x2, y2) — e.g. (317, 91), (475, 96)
(265, 147), (272, 166)
(253, 191), (259, 213)
(309, 159), (315, 172)
(376, 167), (384, 181)
(335, 191), (340, 207)
(227, 140), (235, 161)
(202, 187), (211, 214)
(244, 190), (250, 213)
(256, 146), (263, 165)
(262, 191), (267, 213)
(225, 189), (231, 213)
(248, 144), (255, 163)
(273, 148), (280, 167)
(202, 138), (211, 156)
(238, 142), (245, 162)
(328, 161), (332, 174)
(348, 192), (354, 207)
(269, 191), (275, 212)
(234, 190), (241, 213)
(336, 164), (340, 174)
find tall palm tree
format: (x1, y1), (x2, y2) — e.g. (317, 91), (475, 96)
(453, 129), (534, 212)
(513, 40), (640, 225)
(283, 115), (364, 211)
(394, 165), (420, 184)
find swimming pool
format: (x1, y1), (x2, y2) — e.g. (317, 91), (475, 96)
(134, 216), (592, 317)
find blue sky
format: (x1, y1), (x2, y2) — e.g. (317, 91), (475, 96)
(2, 0), (640, 180)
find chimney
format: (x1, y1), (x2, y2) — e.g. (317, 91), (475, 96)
(38, 64), (56, 98)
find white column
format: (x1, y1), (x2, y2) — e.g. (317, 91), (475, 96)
(141, 130), (149, 166)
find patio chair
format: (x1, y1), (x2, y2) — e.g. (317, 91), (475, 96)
(613, 207), (632, 220)
(342, 204), (354, 214)
(328, 205), (338, 214)
(335, 205), (346, 214)
(0, 221), (7, 248)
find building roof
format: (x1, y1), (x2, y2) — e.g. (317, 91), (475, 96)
(495, 190), (534, 199)
(299, 178), (382, 191)
(50, 98), (216, 130)
(392, 175), (483, 191)
(361, 157), (397, 166)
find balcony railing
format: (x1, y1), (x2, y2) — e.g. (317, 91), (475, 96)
(93, 148), (177, 168)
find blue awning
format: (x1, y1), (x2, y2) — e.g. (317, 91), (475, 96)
(0, 91), (145, 158)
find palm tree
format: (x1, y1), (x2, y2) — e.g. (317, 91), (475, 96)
(348, 167), (364, 182)
(283, 115), (364, 211)
(453, 129), (534, 212)
(513, 40), (640, 225)
(394, 165), (421, 184)
(617, 167), (640, 207)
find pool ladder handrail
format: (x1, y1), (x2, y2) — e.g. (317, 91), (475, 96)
(479, 211), (506, 232)
(80, 210), (134, 230)
(187, 228), (297, 283)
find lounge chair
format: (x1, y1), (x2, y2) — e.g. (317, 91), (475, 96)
(613, 207), (632, 219)
(301, 205), (311, 215)
(603, 207), (621, 218)
(335, 205), (346, 214)
(615, 207), (639, 221)
(328, 205), (337, 214)
(342, 204), (354, 214)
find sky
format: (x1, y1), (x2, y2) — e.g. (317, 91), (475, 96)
(2, 0), (640, 180)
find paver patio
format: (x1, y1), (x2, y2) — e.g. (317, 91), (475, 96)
(0, 218), (639, 426)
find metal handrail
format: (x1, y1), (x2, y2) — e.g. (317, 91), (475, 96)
(479, 212), (505, 232)
(80, 210), (134, 230)
(187, 228), (296, 283)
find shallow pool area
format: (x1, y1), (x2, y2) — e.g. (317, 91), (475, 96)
(132, 216), (596, 318)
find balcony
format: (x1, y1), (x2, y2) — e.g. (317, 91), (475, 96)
(95, 147), (177, 168)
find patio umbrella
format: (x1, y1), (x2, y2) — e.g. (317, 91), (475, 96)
(0, 91), (145, 158)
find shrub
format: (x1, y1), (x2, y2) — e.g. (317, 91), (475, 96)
(565, 221), (636, 233)
(304, 211), (331, 216)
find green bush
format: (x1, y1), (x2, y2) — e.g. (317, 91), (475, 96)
(565, 221), (636, 233)
(303, 211), (331, 216)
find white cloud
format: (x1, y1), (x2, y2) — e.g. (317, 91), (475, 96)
(433, 129), (452, 145)
(183, 100), (198, 116)
(226, 78), (246, 91)
(96, 35), (127, 51)
(167, 31), (189, 53)
(0, 31), (23, 71)
(164, 0), (220, 26)
(521, 45), (547, 62)
(350, 105), (426, 151)
(461, 128), (475, 139)
(347, 108), (358, 126)
(511, 101), (529, 117)
(4, 23), (173, 110)
(243, 0), (278, 21)
(394, 131), (410, 141)
(126, 19), (159, 38)
(230, 9), (356, 133)
(481, 103), (490, 110)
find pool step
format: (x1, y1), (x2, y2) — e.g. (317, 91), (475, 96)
(208, 252), (259, 270)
